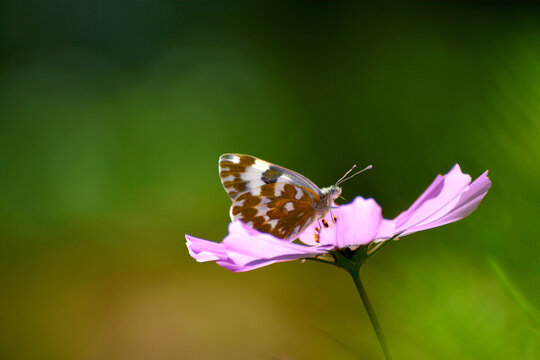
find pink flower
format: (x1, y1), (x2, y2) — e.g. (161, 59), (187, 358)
(186, 164), (491, 272)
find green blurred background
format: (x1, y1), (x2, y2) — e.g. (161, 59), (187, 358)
(1, 2), (539, 359)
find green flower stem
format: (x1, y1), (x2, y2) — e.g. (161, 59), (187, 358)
(313, 241), (397, 359)
(350, 269), (393, 360)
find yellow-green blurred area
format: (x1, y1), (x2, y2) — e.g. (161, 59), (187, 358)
(1, 2), (539, 359)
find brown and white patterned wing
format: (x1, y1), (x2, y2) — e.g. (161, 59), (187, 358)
(230, 182), (320, 240)
(219, 153), (322, 201)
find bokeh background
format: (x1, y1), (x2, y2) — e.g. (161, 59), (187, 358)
(1, 2), (539, 359)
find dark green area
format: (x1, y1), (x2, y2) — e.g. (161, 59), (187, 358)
(1, 2), (539, 359)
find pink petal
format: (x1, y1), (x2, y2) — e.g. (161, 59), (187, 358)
(374, 219), (396, 242)
(185, 234), (276, 272)
(334, 198), (384, 247)
(185, 235), (228, 262)
(217, 259), (284, 273)
(223, 221), (331, 268)
(392, 165), (491, 236)
(402, 171), (491, 232)
(298, 197), (385, 247)
(185, 221), (332, 273)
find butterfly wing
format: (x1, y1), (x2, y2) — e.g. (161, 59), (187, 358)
(219, 153), (325, 240)
(219, 153), (322, 201)
(230, 182), (320, 240)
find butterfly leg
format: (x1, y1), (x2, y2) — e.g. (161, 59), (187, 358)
(330, 208), (337, 224)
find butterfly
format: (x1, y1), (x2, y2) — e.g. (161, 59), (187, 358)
(218, 154), (371, 241)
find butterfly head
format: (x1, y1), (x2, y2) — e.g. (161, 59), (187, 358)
(320, 185), (342, 201)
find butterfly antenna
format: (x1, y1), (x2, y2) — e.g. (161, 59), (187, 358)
(336, 164), (372, 186)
